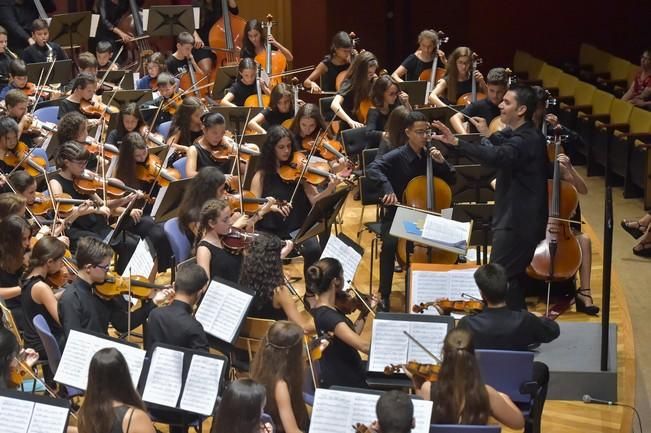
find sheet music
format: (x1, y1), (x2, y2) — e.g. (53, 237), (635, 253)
(150, 185), (168, 218)
(447, 269), (481, 299)
(406, 322), (447, 364)
(367, 320), (410, 372)
(309, 389), (433, 433)
(28, 403), (69, 433)
(411, 268), (480, 315)
(320, 235), (362, 284)
(193, 7), (200, 29)
(195, 280), (252, 343)
(55, 330), (146, 390)
(422, 214), (470, 246)
(179, 355), (224, 415)
(142, 9), (149, 31)
(90, 14), (99, 37)
(122, 239), (154, 278)
(0, 396), (33, 433)
(142, 347), (184, 408)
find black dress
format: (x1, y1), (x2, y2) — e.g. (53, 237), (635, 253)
(191, 142), (234, 174)
(20, 275), (63, 357)
(197, 240), (242, 284)
(0, 267), (25, 330)
(320, 55), (349, 92)
(442, 76), (473, 104)
(256, 171), (310, 238)
(400, 53), (433, 81)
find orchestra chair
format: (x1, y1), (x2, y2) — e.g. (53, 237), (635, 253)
(318, 96), (336, 122)
(573, 89), (614, 175)
(172, 156), (188, 179)
(32, 315), (84, 399)
(554, 73), (579, 103)
(538, 64), (562, 90)
(163, 217), (192, 263)
(157, 120), (173, 139)
(430, 426), (501, 433)
(340, 125), (369, 157)
(614, 63), (641, 97)
(616, 109), (651, 200)
(558, 81), (596, 131)
(33, 106), (59, 125)
(597, 56), (633, 94)
(234, 317), (275, 365)
(517, 56), (545, 86)
(476, 350), (542, 433)
(585, 99), (634, 180)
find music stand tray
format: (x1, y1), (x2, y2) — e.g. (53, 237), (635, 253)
(152, 178), (192, 223)
(102, 90), (153, 108)
(146, 6), (195, 37)
(209, 106), (263, 136)
(452, 164), (496, 204)
(26, 60), (74, 86)
(99, 71), (135, 90)
(415, 105), (462, 125)
(48, 12), (92, 52)
(213, 65), (238, 98)
(292, 186), (350, 246)
(398, 80), (428, 107)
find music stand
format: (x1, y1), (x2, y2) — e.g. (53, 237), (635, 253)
(26, 60), (74, 86)
(452, 203), (494, 265)
(292, 186), (350, 246)
(49, 12), (92, 56)
(213, 65), (238, 98)
(415, 105), (461, 125)
(151, 178), (192, 222)
(99, 71), (135, 90)
(102, 90), (153, 108)
(398, 80), (428, 107)
(146, 6), (195, 37)
(451, 164), (496, 204)
(209, 106), (263, 136)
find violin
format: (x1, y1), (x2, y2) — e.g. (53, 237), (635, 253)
(80, 98), (119, 122)
(163, 91), (184, 116)
(255, 14), (287, 88)
(1, 141), (47, 176)
(24, 116), (57, 138)
(29, 192), (96, 216)
(83, 137), (120, 159)
(353, 423), (373, 433)
(335, 288), (373, 316)
(135, 154), (181, 187)
(8, 364), (29, 388)
(412, 298), (484, 315)
(456, 52), (486, 106)
(277, 151), (333, 185)
(149, 78), (158, 91)
(219, 227), (257, 254)
(301, 135), (347, 161)
(384, 361), (441, 382)
(226, 191), (271, 215)
(209, 136), (260, 162)
(208, 0), (246, 67)
(304, 332), (334, 361)
(74, 170), (152, 201)
(96, 272), (168, 300)
(21, 82), (58, 99)
(47, 264), (74, 290)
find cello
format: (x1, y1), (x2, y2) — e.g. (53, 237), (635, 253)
(419, 30), (448, 105)
(208, 0), (247, 67)
(456, 52), (486, 106)
(527, 130), (582, 284)
(256, 14), (287, 88)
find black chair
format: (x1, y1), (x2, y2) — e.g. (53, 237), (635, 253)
(318, 96), (335, 121)
(340, 126), (369, 157)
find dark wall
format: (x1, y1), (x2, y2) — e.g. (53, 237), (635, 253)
(291, 0), (648, 72)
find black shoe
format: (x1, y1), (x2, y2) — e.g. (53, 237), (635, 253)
(379, 296), (391, 312)
(575, 289), (600, 316)
(621, 219), (645, 239)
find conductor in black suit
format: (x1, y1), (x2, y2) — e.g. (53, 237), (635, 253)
(432, 84), (548, 310)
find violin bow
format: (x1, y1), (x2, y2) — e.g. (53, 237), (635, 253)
(7, 145), (41, 176)
(29, 60), (56, 116)
(97, 44), (125, 90)
(234, 108), (253, 213)
(14, 358), (78, 419)
(347, 280), (375, 317)
(29, 68), (45, 114)
(403, 330), (442, 364)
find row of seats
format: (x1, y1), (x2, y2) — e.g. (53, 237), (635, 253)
(513, 49), (651, 208)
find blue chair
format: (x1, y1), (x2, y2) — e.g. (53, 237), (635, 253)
(172, 156), (188, 179)
(430, 425), (501, 432)
(33, 106), (59, 124)
(30, 148), (51, 172)
(163, 217), (192, 262)
(32, 315), (83, 398)
(157, 120), (173, 139)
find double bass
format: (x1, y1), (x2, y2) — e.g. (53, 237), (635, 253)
(117, 0), (153, 72)
(208, 0), (247, 67)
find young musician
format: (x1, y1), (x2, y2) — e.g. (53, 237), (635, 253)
(391, 29), (446, 82)
(366, 111), (456, 311)
(431, 84), (547, 310)
(136, 52), (166, 90)
(210, 379), (272, 433)
(77, 348), (157, 433)
(303, 31), (353, 93)
(221, 57), (264, 107)
(165, 31), (202, 78)
(144, 261), (209, 352)
(4, 90), (37, 147)
(0, 0), (55, 51)
(250, 321), (309, 433)
(239, 232), (314, 332)
(0, 327), (39, 390)
(20, 19), (67, 64)
(247, 82), (294, 134)
(166, 95), (204, 156)
(95, 40), (118, 72)
(0, 214), (31, 330)
(186, 112), (236, 178)
(378, 105), (410, 156)
(192, 0), (239, 73)
(363, 390), (415, 433)
(308, 257), (370, 389)
(288, 102), (330, 145)
(330, 50), (379, 129)
(365, 75), (411, 149)
(58, 237), (171, 342)
(57, 73), (97, 119)
(410, 328), (524, 429)
(0, 116), (25, 173)
(241, 18), (294, 63)
(106, 102), (147, 146)
(95, 0), (138, 47)
(141, 72), (179, 130)
(450, 67), (508, 134)
(428, 46), (486, 107)
(0, 26), (14, 88)
(0, 59), (29, 101)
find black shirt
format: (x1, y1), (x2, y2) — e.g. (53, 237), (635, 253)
(312, 306), (367, 389)
(21, 275), (63, 355)
(57, 99), (82, 119)
(456, 122), (548, 241)
(225, 80), (257, 106)
(462, 98), (500, 132)
(260, 107), (293, 130)
(320, 55), (349, 92)
(197, 240), (242, 284)
(257, 170), (311, 237)
(20, 42), (67, 64)
(144, 299), (209, 352)
(166, 55), (189, 77)
(50, 172), (100, 232)
(457, 306), (560, 350)
(443, 76), (473, 104)
(0, 267), (22, 311)
(0, 0), (55, 50)
(400, 53), (433, 82)
(336, 78), (358, 121)
(191, 142), (234, 174)
(58, 276), (155, 345)
(0, 52), (11, 88)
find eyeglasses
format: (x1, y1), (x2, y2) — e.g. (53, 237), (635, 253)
(411, 129), (431, 136)
(93, 263), (110, 271)
(71, 159), (88, 166)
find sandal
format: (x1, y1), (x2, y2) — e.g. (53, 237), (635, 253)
(575, 288), (600, 316)
(633, 242), (651, 257)
(621, 219), (646, 239)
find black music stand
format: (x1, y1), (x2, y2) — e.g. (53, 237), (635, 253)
(99, 70), (135, 90)
(452, 203), (494, 265)
(146, 6), (195, 37)
(398, 80), (428, 106)
(415, 105), (462, 125)
(151, 178), (192, 222)
(49, 12), (92, 55)
(102, 90), (153, 108)
(451, 164), (496, 204)
(209, 106), (263, 136)
(293, 186), (350, 247)
(213, 65), (238, 98)
(26, 60), (74, 86)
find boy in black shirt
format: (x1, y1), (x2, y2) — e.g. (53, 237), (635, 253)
(0, 59), (29, 101)
(20, 19), (67, 64)
(0, 26), (14, 89)
(450, 67), (508, 134)
(139, 72), (177, 129)
(165, 31), (201, 78)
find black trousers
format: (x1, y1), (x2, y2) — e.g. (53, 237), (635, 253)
(379, 217), (399, 298)
(124, 216), (174, 272)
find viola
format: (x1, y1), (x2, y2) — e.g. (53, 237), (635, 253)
(255, 14), (287, 88)
(96, 272), (168, 300)
(209, 137), (260, 162)
(135, 154), (181, 187)
(29, 192), (96, 216)
(208, 0), (246, 67)
(412, 298), (484, 315)
(384, 361), (440, 382)
(219, 227), (257, 254)
(1, 141), (47, 176)
(304, 332), (334, 361)
(80, 98), (119, 122)
(277, 152), (333, 185)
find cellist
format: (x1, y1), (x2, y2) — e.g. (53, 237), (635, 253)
(366, 111), (456, 312)
(240, 19), (293, 63)
(192, 0), (240, 73)
(166, 32), (203, 78)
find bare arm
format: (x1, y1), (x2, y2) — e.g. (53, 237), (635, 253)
(247, 112), (267, 134)
(32, 282), (61, 326)
(221, 91), (237, 107)
(449, 112), (468, 134)
(331, 94), (364, 129)
(334, 321), (369, 354)
(304, 62), (328, 92)
(428, 79), (448, 107)
(185, 145), (199, 178)
(391, 65), (407, 82)
(122, 407), (157, 433)
(274, 286), (315, 334)
(274, 380), (304, 433)
(196, 245), (212, 281)
(621, 81), (636, 101)
(486, 385), (525, 430)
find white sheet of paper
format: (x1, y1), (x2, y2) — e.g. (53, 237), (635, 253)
(0, 396), (33, 433)
(447, 269), (481, 299)
(28, 403), (69, 433)
(411, 270), (451, 315)
(122, 239), (154, 278)
(142, 9), (149, 31)
(320, 236), (362, 284)
(150, 185), (168, 218)
(195, 280), (252, 342)
(406, 322), (447, 364)
(193, 7), (200, 29)
(55, 330), (146, 390)
(179, 355), (224, 415)
(421, 214), (470, 245)
(368, 320), (410, 372)
(90, 14), (99, 37)
(142, 347), (185, 408)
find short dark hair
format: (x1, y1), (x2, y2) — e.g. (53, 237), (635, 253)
(0, 116), (19, 138)
(9, 59), (27, 77)
(201, 112), (225, 128)
(404, 110), (428, 129)
(8, 170), (36, 193)
(473, 263), (508, 304)
(177, 31), (194, 46)
(96, 40), (113, 54)
(72, 72), (97, 91)
(508, 84), (537, 121)
(486, 67), (508, 86)
(174, 262), (208, 296)
(77, 52), (98, 70)
(157, 72), (174, 86)
(5, 89), (28, 108)
(376, 390), (414, 433)
(31, 18), (49, 32)
(0, 26), (7, 37)
(75, 237), (113, 268)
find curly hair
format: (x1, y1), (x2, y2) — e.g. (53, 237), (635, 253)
(238, 232), (284, 312)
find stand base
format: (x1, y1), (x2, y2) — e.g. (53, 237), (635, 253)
(536, 322), (617, 401)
